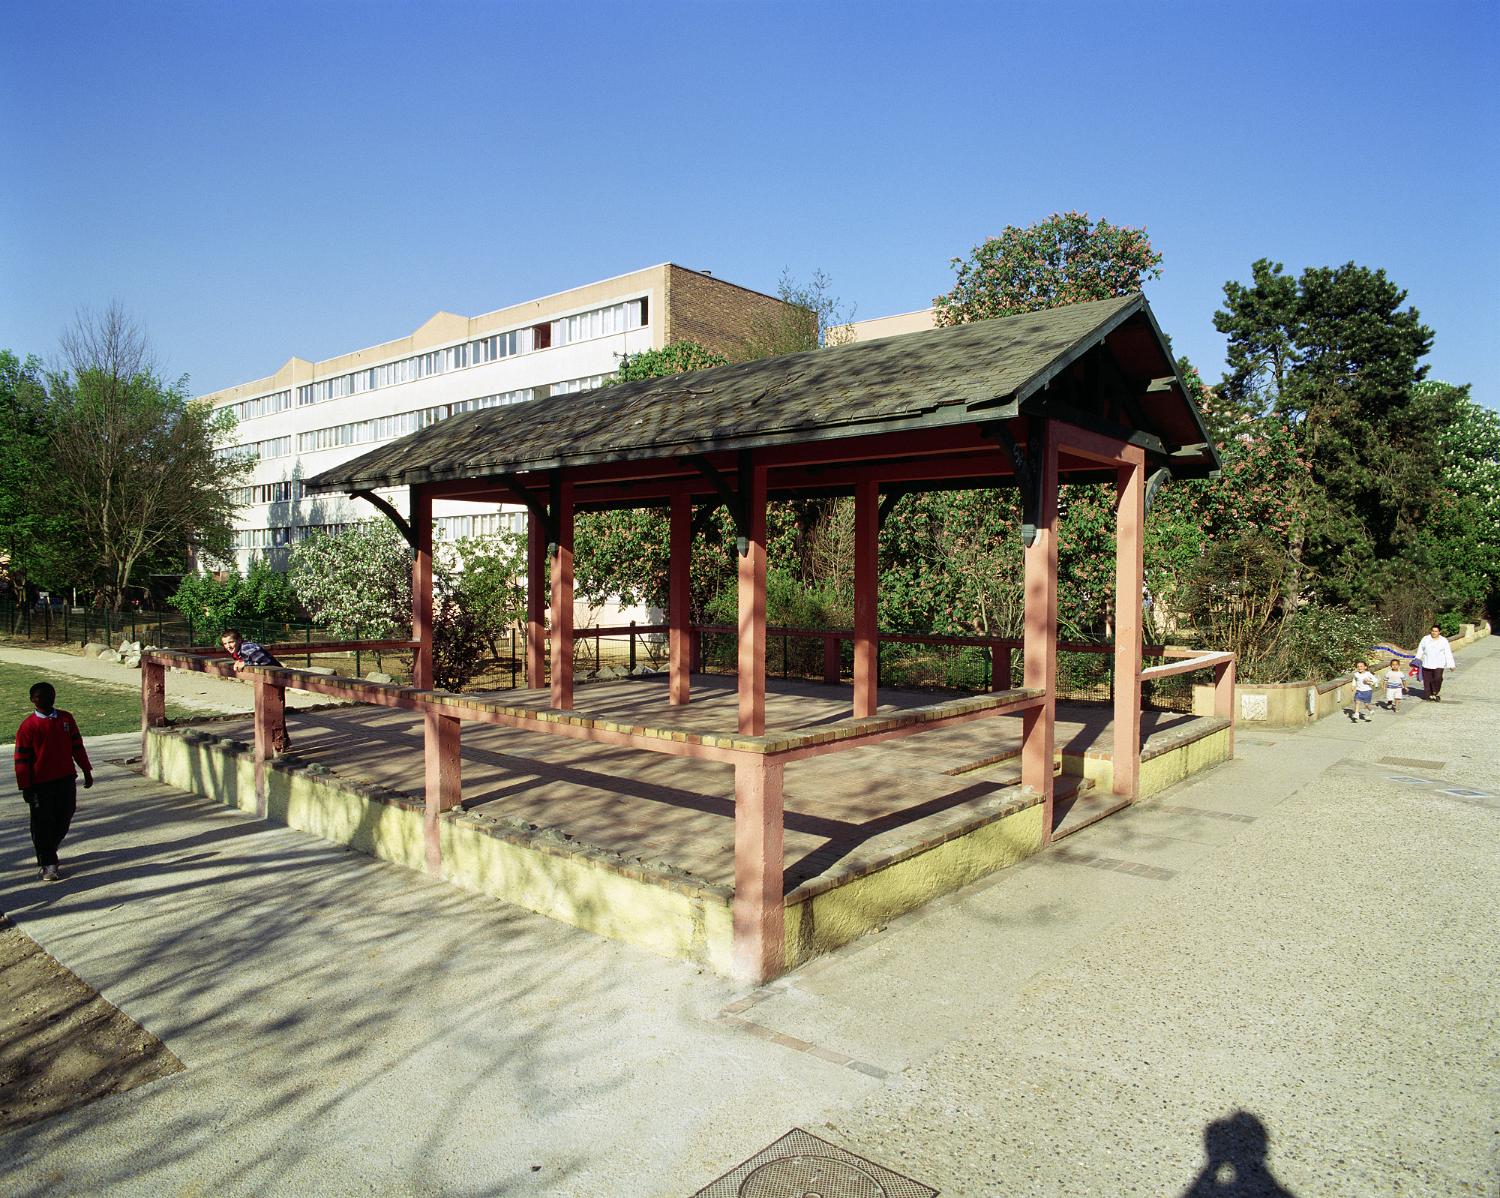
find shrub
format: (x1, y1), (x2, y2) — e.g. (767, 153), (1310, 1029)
(1436, 611), (1463, 638)
(1264, 606), (1380, 683)
(431, 596), (488, 691)
(1182, 534), (1293, 678)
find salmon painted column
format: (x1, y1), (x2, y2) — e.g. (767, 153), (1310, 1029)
(252, 673), (285, 819)
(1021, 420), (1059, 831)
(423, 708), (461, 875)
(737, 458), (768, 736)
(549, 474), (575, 710)
(140, 657), (165, 761)
(669, 492), (692, 705)
(1113, 446), (1146, 799)
(526, 510), (546, 689)
(1214, 657), (1236, 758)
(733, 756), (785, 983)
(411, 484), (434, 691)
(853, 479), (879, 719)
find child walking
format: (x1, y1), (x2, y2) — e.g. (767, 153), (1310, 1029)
(13, 682), (93, 881)
(1350, 661), (1378, 723)
(1383, 658), (1407, 712)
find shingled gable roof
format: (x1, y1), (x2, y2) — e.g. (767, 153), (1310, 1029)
(304, 293), (1218, 497)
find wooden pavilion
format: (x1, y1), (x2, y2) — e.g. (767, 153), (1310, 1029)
(255, 294), (1222, 981)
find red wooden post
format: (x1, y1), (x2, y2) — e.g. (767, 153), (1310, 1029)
(991, 642), (1013, 692)
(1021, 420), (1058, 829)
(423, 710), (462, 875)
(733, 756), (785, 983)
(738, 459), (768, 736)
(853, 479), (879, 719)
(252, 674), (284, 819)
(140, 657), (166, 760)
(822, 634), (840, 685)
(669, 492), (691, 705)
(411, 484), (434, 690)
(1113, 447), (1145, 800)
(526, 508), (546, 689)
(550, 476), (574, 710)
(1214, 657), (1236, 759)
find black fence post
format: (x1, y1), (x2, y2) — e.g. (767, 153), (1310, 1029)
(510, 628), (517, 689)
(305, 625), (311, 667)
(628, 621), (637, 672)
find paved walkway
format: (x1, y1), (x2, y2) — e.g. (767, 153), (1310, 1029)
(0, 644), (340, 715)
(1, 640), (1495, 1196)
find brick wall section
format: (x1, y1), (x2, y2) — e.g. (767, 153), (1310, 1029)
(664, 265), (802, 362)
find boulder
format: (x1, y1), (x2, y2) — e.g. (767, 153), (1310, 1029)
(82, 642), (109, 658)
(365, 672), (395, 685)
(304, 666), (335, 676)
(96, 650), (121, 664)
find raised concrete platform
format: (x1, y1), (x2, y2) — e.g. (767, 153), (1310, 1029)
(144, 676), (1231, 976)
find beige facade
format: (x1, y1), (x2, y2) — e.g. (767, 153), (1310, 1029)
(203, 264), (792, 571)
(831, 307), (938, 345)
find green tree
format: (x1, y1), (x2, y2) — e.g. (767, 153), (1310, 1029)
(612, 341), (727, 382)
(288, 521), (413, 639)
(933, 211), (1162, 325)
(169, 556), (302, 639)
(1214, 261), (1437, 605)
(738, 268), (854, 359)
(1422, 383), (1500, 616)
(449, 530), (527, 657)
(0, 350), (88, 598)
(47, 306), (248, 608)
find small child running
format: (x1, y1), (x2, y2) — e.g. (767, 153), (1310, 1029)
(14, 681), (93, 881)
(1350, 661), (1378, 723)
(1382, 658), (1407, 712)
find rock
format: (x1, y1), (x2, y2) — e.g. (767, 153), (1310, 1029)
(304, 666), (335, 676)
(97, 650), (121, 664)
(121, 656), (142, 670)
(630, 665), (653, 677)
(82, 642), (109, 658)
(365, 672), (394, 684)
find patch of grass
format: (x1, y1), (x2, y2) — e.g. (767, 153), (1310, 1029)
(0, 662), (195, 738)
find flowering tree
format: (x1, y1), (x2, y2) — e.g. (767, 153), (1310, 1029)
(1424, 383), (1500, 614)
(933, 211), (1162, 325)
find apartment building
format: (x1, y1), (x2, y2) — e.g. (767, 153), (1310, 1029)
(202, 264), (791, 570)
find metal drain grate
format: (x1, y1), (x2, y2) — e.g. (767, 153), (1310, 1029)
(691, 1128), (937, 1197)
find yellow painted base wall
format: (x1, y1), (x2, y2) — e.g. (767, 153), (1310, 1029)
(145, 717), (1233, 980)
(784, 803), (1046, 969)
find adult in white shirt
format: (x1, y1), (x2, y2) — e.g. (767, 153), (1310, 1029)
(1415, 625), (1456, 701)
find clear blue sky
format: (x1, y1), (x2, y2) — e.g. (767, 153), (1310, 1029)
(3, 1), (1496, 406)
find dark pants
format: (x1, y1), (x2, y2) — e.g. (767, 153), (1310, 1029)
(1422, 666), (1445, 698)
(26, 776), (76, 867)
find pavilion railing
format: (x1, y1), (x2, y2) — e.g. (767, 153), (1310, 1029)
(580, 623), (1203, 713)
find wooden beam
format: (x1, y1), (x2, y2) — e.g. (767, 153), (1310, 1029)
(549, 475), (574, 710)
(410, 485), (434, 690)
(1021, 419), (1058, 831)
(737, 457), (767, 735)
(854, 479), (879, 719)
(350, 490), (417, 549)
(669, 492), (691, 706)
(1113, 447), (1145, 801)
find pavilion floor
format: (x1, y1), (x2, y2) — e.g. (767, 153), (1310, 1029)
(203, 675), (1213, 895)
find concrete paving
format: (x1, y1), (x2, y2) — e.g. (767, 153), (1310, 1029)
(0, 644), (343, 714)
(1, 639), (1496, 1196)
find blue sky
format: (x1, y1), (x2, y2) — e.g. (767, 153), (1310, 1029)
(3, 1), (1496, 406)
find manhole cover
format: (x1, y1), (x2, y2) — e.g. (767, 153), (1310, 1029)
(692, 1128), (937, 1197)
(1377, 757), (1446, 770)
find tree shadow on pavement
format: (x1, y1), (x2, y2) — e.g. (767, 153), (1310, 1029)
(1178, 1111), (1297, 1197)
(0, 761), (674, 1196)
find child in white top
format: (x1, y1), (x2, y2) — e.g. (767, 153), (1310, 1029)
(1350, 661), (1378, 723)
(1382, 658), (1407, 711)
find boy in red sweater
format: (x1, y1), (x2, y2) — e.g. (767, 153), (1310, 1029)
(14, 682), (93, 881)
